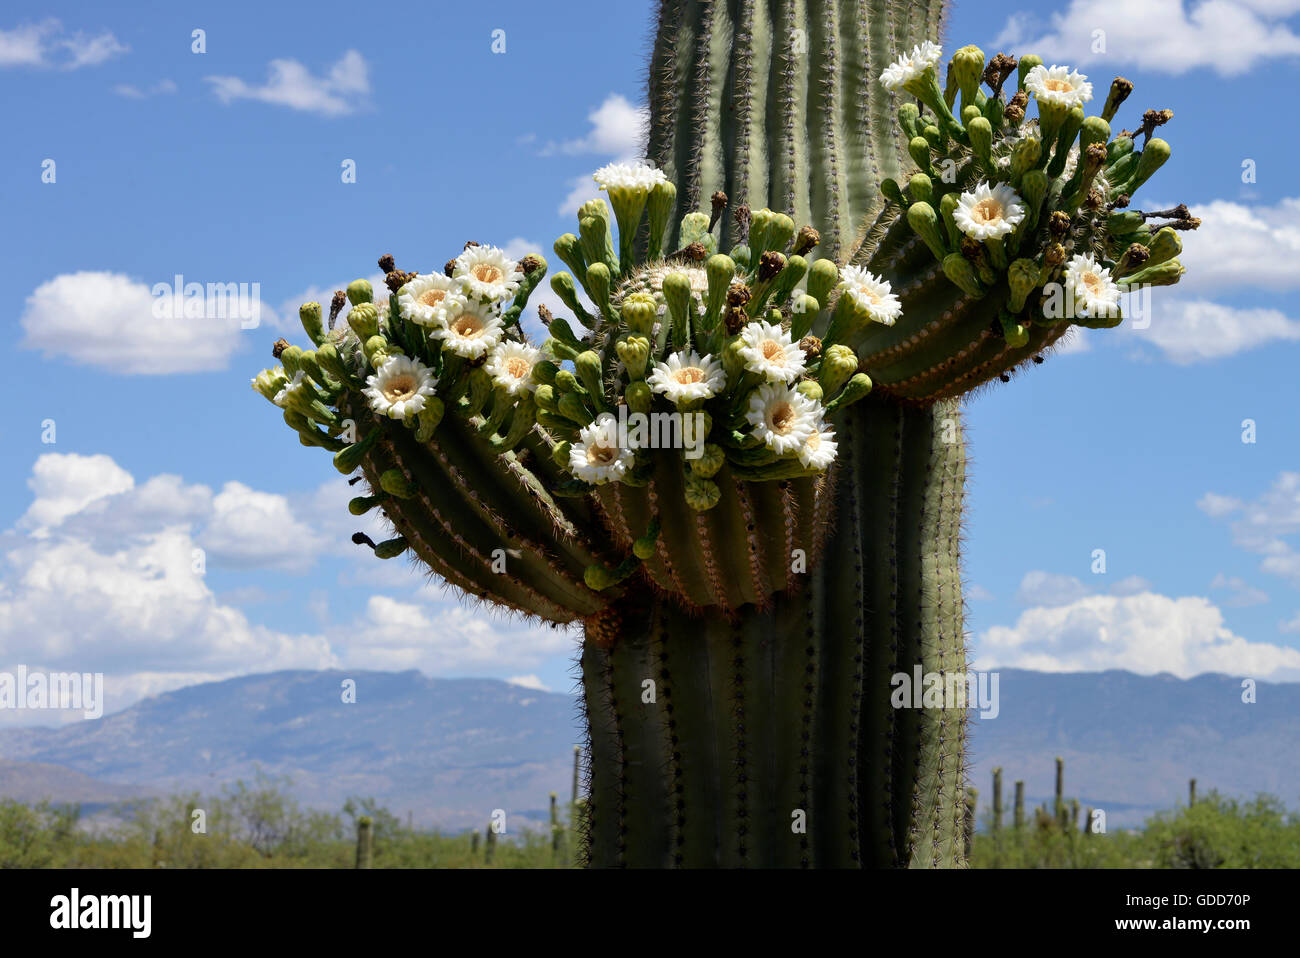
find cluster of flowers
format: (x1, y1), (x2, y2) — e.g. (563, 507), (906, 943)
(879, 41), (1190, 336)
(536, 163), (887, 502)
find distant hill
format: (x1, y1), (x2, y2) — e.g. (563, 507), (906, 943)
(0, 670), (579, 830)
(0, 668), (1296, 830)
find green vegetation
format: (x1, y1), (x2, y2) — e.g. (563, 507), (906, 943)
(3, 763), (1299, 868)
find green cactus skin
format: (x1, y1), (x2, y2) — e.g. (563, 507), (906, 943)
(579, 396), (967, 867)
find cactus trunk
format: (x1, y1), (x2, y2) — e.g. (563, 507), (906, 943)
(580, 395), (967, 867)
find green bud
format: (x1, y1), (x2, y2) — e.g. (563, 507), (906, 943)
(558, 391), (595, 426)
(951, 45), (985, 111)
(1017, 55), (1042, 92)
(574, 350), (606, 403)
(346, 279), (373, 307)
(279, 345), (304, 377)
(625, 380), (652, 415)
(1079, 116), (1111, 155)
(939, 192), (962, 248)
(1021, 169), (1049, 228)
(615, 335), (652, 379)
(1101, 77), (1133, 123)
(620, 292), (658, 335)
(662, 272), (694, 348)
(807, 258), (839, 309)
(909, 172), (934, 206)
(881, 177), (905, 206)
(348, 302), (380, 340)
(552, 440), (572, 468)
(705, 253), (736, 323)
(730, 243), (752, 271)
(251, 367), (288, 402)
(535, 383), (560, 413)
(553, 232), (586, 280)
(415, 396), (445, 442)
(907, 201), (949, 261)
(898, 102), (921, 140)
(922, 124), (943, 150)
(363, 334), (393, 368)
(1118, 258), (1184, 288)
(1128, 138), (1171, 194)
(349, 495), (384, 516)
(796, 380), (823, 403)
(299, 302), (325, 345)
(1107, 135), (1135, 165)
(1047, 106), (1086, 178)
(999, 313), (1029, 348)
(373, 537), (409, 560)
(379, 469), (414, 499)
(818, 344), (859, 398)
(908, 136), (933, 174)
(680, 211), (715, 253)
(631, 538), (656, 561)
(766, 213), (796, 255)
(315, 342), (351, 384)
(646, 179), (677, 260)
(554, 369), (581, 394)
(1010, 135), (1042, 183)
(1007, 258), (1040, 312)
(683, 473), (721, 512)
(332, 428), (380, 475)
(690, 443), (725, 479)
(749, 209), (774, 256)
(823, 372), (873, 416)
(585, 261), (612, 317)
(961, 104), (981, 127)
(942, 253), (984, 297)
(967, 116), (993, 163)
(1145, 226), (1182, 267)
(584, 564), (618, 591)
(531, 361), (559, 387)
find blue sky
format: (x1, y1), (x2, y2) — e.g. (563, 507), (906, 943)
(2, 0), (1299, 723)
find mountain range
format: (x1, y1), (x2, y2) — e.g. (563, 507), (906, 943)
(0, 668), (1296, 830)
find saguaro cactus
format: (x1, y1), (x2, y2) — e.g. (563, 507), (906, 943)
(252, 1), (1193, 867)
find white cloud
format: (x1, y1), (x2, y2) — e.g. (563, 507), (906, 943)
(536, 93), (649, 216)
(114, 78), (177, 99)
(0, 19), (127, 69)
(967, 584), (995, 601)
(506, 674), (552, 692)
(976, 591), (1300, 679)
(994, 0), (1300, 76)
(1122, 298), (1300, 364)
(1209, 572), (1270, 607)
(20, 271), (258, 374)
(205, 50), (369, 116)
(1200, 472), (1300, 586)
(1281, 610), (1300, 634)
(1015, 570), (1094, 606)
(541, 93), (646, 157)
(202, 483), (330, 573)
(19, 453), (135, 534)
(337, 597), (575, 674)
(1177, 198), (1300, 293)
(1110, 574), (1154, 596)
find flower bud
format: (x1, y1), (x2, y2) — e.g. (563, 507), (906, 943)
(615, 335), (652, 379)
(625, 380), (652, 415)
(942, 252), (983, 297)
(951, 45), (985, 110)
(967, 116), (993, 163)
(909, 172), (934, 206)
(1010, 135), (1041, 182)
(1008, 258), (1039, 313)
(818, 344), (859, 398)
(574, 350), (607, 401)
(585, 261), (612, 314)
(1118, 258), (1183, 288)
(535, 383), (560, 413)
(907, 201), (949, 261)
(680, 211), (714, 253)
(299, 302), (325, 345)
(909, 136), (933, 174)
(823, 372), (873, 415)
(415, 396), (445, 442)
(380, 469), (414, 499)
(999, 313), (1029, 348)
(1016, 54), (1042, 91)
(807, 258), (839, 309)
(898, 102), (921, 140)
(346, 279), (373, 307)
(683, 474), (721, 512)
(690, 443), (725, 479)
(373, 537), (409, 559)
(1101, 77), (1133, 123)
(348, 302), (380, 340)
(797, 380), (823, 403)
(880, 177), (905, 206)
(1145, 226), (1182, 267)
(251, 367), (288, 402)
(558, 391), (595, 426)
(349, 495), (384, 516)
(1128, 138), (1171, 194)
(620, 292), (658, 335)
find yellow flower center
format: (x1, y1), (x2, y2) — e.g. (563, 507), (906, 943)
(806, 431), (821, 451)
(673, 367), (705, 384)
(761, 340), (785, 362)
(419, 289), (446, 308)
(472, 264), (504, 285)
(587, 443), (618, 466)
(451, 314), (484, 337)
(383, 375), (418, 403)
(1045, 78), (1074, 93)
(1081, 271), (1103, 295)
(971, 198), (1004, 224)
(770, 401), (796, 433)
(504, 357), (531, 379)
(856, 285), (881, 305)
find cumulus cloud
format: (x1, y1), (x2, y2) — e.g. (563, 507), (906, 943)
(994, 0), (1300, 76)
(19, 271), (259, 374)
(0, 19), (127, 69)
(1015, 570), (1094, 607)
(535, 93), (650, 216)
(1121, 298), (1300, 364)
(975, 591), (1300, 679)
(205, 50), (370, 116)
(1199, 472), (1300, 586)
(113, 78), (177, 99)
(1209, 573), (1270, 607)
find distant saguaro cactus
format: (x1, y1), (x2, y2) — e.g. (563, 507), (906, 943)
(355, 816), (373, 870)
(253, 0), (1194, 868)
